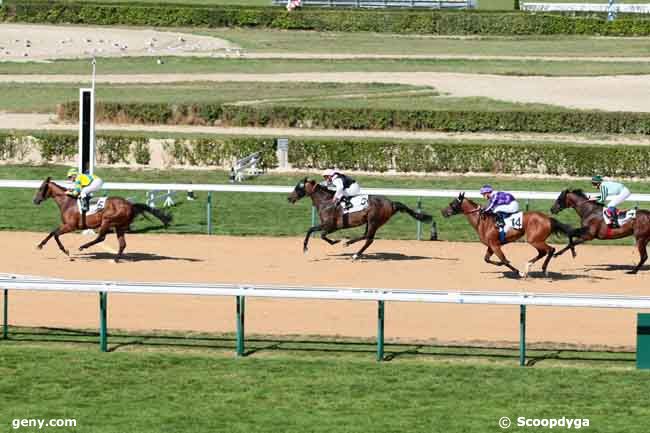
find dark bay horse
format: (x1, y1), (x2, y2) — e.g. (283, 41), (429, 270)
(287, 178), (433, 260)
(442, 193), (581, 278)
(551, 189), (650, 274)
(33, 177), (172, 262)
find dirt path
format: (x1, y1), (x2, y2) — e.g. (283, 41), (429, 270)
(2, 72), (648, 112)
(2, 232), (648, 349)
(0, 24), (236, 61)
(3, 112), (649, 147)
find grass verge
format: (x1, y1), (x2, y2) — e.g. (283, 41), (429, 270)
(3, 56), (650, 77)
(0, 337), (646, 433)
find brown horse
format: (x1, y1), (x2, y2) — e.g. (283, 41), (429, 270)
(442, 193), (581, 278)
(287, 178), (433, 260)
(551, 189), (650, 274)
(33, 177), (172, 262)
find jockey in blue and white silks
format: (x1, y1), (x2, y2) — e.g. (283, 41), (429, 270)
(480, 185), (519, 229)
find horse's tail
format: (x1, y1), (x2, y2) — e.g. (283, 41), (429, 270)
(132, 203), (172, 228)
(393, 201), (433, 223)
(549, 218), (585, 238)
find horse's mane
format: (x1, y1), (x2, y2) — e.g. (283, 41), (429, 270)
(311, 180), (334, 196)
(569, 189), (589, 199)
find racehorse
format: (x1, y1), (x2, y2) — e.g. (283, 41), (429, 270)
(442, 193), (582, 278)
(551, 189), (650, 274)
(33, 177), (172, 262)
(287, 178), (433, 260)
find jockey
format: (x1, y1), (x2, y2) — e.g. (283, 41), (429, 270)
(66, 168), (104, 212)
(479, 185), (519, 229)
(591, 175), (631, 228)
(323, 168), (360, 209)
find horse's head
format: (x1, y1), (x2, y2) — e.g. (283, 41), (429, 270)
(287, 178), (317, 204)
(441, 192), (465, 218)
(33, 177), (52, 205)
(550, 189), (569, 214)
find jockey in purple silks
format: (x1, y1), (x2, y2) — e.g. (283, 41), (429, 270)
(480, 185), (520, 230)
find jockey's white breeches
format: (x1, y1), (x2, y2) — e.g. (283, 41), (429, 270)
(606, 187), (631, 208)
(81, 178), (104, 198)
(334, 183), (361, 200)
(493, 201), (519, 214)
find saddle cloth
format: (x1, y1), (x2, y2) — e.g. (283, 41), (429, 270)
(503, 212), (524, 231)
(343, 195), (369, 215)
(77, 197), (107, 215)
(603, 208), (636, 225)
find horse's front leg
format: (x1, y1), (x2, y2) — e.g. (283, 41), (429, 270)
(303, 225), (321, 254)
(37, 228), (57, 249)
(38, 225), (73, 256)
(483, 247), (503, 266)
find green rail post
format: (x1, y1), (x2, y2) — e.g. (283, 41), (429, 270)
(519, 304), (526, 367)
(525, 198), (530, 212)
(207, 192), (213, 235)
(416, 197), (422, 241)
(377, 300), (385, 362)
(3, 289), (8, 340)
(99, 292), (108, 352)
(236, 296), (246, 357)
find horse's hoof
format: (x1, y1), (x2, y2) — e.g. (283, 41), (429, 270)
(352, 254), (359, 260)
(78, 247), (85, 251)
(63, 250), (70, 256)
(303, 247), (308, 254)
(626, 270), (638, 275)
(36, 244), (43, 250)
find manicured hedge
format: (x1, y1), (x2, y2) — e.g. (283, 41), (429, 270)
(5, 1), (650, 36)
(58, 101), (650, 135)
(4, 131), (650, 177)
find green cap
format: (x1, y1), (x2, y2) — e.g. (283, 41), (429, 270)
(591, 175), (603, 183)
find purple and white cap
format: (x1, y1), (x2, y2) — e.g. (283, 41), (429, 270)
(479, 185), (493, 195)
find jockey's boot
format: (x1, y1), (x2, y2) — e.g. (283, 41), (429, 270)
(341, 197), (353, 210)
(608, 207), (619, 228)
(495, 212), (506, 230)
(81, 196), (90, 212)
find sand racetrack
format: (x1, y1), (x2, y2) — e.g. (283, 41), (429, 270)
(1, 231), (648, 349)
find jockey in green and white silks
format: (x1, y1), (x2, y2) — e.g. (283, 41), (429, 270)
(591, 175), (631, 228)
(66, 168), (104, 212)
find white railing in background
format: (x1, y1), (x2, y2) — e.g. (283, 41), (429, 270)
(521, 2), (650, 13)
(4, 179), (650, 201)
(1, 274), (649, 364)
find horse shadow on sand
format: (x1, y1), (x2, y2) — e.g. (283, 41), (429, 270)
(75, 252), (203, 263)
(488, 270), (612, 281)
(583, 263), (650, 274)
(319, 252), (459, 262)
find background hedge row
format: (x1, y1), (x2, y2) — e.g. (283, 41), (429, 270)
(4, 1), (650, 36)
(3, 131), (650, 177)
(58, 101), (650, 135)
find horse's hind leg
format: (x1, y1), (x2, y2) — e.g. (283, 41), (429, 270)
(524, 242), (553, 278)
(79, 224), (110, 251)
(352, 225), (379, 260)
(115, 228), (127, 263)
(345, 224), (369, 247)
(629, 237), (649, 274)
